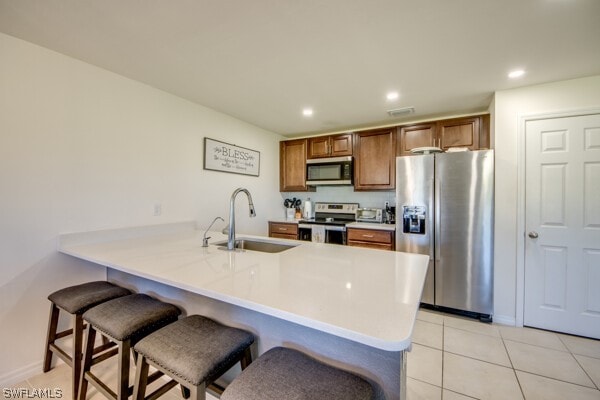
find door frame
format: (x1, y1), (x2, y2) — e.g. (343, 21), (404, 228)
(515, 107), (600, 327)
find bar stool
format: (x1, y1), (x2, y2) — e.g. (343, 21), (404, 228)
(78, 293), (181, 400)
(44, 281), (131, 400)
(132, 315), (254, 400)
(221, 347), (374, 400)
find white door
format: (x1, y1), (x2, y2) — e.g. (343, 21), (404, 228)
(524, 113), (600, 339)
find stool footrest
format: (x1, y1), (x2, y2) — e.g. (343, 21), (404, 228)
(146, 370), (164, 386)
(84, 371), (134, 400)
(48, 343), (72, 366)
(207, 382), (225, 396)
(92, 341), (117, 355)
(145, 379), (178, 400)
(91, 347), (118, 366)
(55, 328), (74, 340)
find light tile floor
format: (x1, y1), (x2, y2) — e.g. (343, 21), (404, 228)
(408, 309), (600, 400)
(10, 309), (600, 400)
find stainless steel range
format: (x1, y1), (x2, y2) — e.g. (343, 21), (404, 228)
(298, 202), (359, 245)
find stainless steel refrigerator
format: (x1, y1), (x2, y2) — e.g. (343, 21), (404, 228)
(396, 150), (494, 319)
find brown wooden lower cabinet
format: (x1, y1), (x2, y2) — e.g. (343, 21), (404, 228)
(268, 222), (298, 240)
(347, 228), (395, 251)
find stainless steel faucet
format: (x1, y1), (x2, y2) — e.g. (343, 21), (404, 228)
(202, 216), (224, 247)
(227, 188), (256, 250)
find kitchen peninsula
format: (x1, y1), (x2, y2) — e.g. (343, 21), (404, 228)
(59, 222), (428, 400)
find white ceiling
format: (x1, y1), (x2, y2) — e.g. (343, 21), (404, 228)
(1, 0), (599, 137)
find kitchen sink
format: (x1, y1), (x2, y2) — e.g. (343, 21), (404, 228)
(214, 238), (298, 253)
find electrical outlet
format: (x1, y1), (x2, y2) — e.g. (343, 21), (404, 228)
(153, 203), (162, 216)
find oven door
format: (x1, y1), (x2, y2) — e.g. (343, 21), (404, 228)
(297, 224), (347, 245)
(325, 226), (346, 245)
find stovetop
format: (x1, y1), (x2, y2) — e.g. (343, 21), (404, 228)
(298, 218), (351, 226)
(299, 202), (359, 226)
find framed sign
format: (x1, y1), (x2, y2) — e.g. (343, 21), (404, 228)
(203, 138), (260, 177)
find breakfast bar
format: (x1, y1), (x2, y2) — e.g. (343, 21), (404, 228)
(59, 222), (428, 400)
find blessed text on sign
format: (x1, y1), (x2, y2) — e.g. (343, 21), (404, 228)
(203, 138), (260, 177)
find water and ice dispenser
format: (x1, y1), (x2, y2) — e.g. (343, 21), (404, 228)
(402, 206), (426, 234)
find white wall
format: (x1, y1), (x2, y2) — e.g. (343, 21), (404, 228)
(493, 75), (600, 325)
(0, 33), (283, 384)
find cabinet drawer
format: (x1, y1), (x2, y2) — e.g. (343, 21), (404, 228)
(270, 233), (298, 240)
(347, 228), (393, 244)
(347, 241), (394, 251)
(269, 222), (298, 237)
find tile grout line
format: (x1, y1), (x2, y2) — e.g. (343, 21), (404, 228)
(500, 332), (526, 400)
(504, 336), (598, 390)
(557, 335), (600, 391)
(441, 318), (445, 399)
(513, 367), (600, 392)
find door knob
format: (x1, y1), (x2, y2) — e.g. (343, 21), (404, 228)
(528, 231), (539, 239)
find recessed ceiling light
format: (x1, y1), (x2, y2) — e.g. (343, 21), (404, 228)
(302, 108), (313, 117)
(508, 69), (525, 79)
(386, 91), (399, 101)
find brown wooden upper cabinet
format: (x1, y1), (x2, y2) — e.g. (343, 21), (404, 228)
(353, 128), (396, 191)
(397, 123), (437, 156)
(280, 139), (312, 192)
(307, 134), (353, 159)
(398, 115), (489, 156)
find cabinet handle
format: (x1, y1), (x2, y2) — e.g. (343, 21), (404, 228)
(362, 234), (374, 238)
(278, 227), (288, 231)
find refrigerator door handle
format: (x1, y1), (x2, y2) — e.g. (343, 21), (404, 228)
(434, 179), (441, 263)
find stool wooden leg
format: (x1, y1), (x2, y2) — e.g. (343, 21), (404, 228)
(78, 325), (96, 400)
(117, 340), (131, 400)
(43, 303), (60, 372)
(240, 347), (252, 370)
(188, 383), (206, 400)
(132, 355), (149, 400)
(181, 386), (190, 399)
(71, 314), (84, 400)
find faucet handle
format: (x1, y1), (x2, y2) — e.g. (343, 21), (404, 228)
(202, 236), (211, 247)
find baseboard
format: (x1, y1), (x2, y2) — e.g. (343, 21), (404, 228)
(492, 314), (517, 326)
(0, 360), (42, 387)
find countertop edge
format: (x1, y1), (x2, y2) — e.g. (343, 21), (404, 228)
(59, 225), (425, 352)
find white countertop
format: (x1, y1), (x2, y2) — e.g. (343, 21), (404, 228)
(59, 224), (427, 351)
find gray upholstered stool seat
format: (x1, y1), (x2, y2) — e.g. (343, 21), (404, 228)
(78, 294), (181, 400)
(221, 347), (374, 400)
(48, 281), (132, 315)
(132, 315), (254, 400)
(44, 281), (131, 400)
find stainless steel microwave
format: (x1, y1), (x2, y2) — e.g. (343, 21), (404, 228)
(306, 156), (353, 185)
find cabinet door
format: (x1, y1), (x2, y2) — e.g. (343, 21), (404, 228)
(479, 114), (491, 149)
(308, 134), (353, 158)
(398, 123), (436, 156)
(280, 139), (309, 192)
(353, 128), (396, 190)
(437, 116), (480, 150)
(330, 134), (353, 157)
(307, 136), (330, 159)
